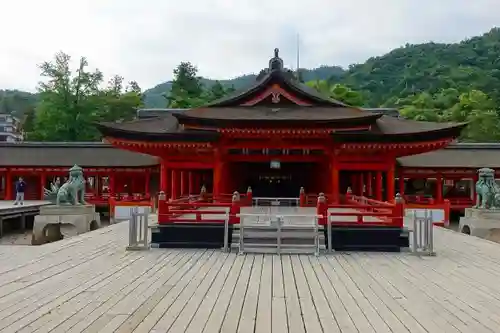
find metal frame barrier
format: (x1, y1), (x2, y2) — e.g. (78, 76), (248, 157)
(126, 207), (150, 251)
(253, 197), (300, 207)
(411, 209), (436, 256)
(237, 213), (321, 256)
(222, 209), (230, 253)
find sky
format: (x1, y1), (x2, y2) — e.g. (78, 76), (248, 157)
(1, 0), (499, 92)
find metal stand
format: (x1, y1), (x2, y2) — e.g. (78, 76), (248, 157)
(126, 207), (150, 251)
(411, 210), (436, 256)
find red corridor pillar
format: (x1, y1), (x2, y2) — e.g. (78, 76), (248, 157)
(5, 170), (12, 200)
(375, 171), (382, 201)
(398, 175), (405, 196)
(386, 165), (395, 202)
(171, 170), (178, 200)
(160, 160), (168, 193)
(188, 172), (194, 195)
(366, 172), (372, 197)
(180, 171), (186, 196)
(40, 172), (46, 200)
(436, 174), (443, 203)
(331, 159), (339, 203)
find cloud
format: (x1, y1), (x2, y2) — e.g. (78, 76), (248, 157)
(0, 0), (498, 92)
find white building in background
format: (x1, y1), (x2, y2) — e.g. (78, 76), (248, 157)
(0, 114), (23, 142)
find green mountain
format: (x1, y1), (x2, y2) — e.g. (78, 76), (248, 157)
(338, 27), (500, 107)
(3, 27), (500, 112)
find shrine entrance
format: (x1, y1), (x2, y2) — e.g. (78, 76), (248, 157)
(234, 162), (317, 198)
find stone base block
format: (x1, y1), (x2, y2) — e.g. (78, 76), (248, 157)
(32, 205), (101, 245)
(459, 208), (500, 238)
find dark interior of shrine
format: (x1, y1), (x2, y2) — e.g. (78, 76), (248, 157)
(234, 161), (318, 198)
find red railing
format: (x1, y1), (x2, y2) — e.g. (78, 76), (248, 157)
(157, 192), (242, 225)
(314, 193), (404, 227)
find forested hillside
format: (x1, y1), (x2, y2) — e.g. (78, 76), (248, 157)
(339, 28), (500, 107)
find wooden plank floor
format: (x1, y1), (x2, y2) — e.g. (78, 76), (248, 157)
(0, 221), (500, 332)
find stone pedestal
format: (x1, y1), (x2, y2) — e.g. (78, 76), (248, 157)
(32, 205), (101, 245)
(459, 208), (500, 238)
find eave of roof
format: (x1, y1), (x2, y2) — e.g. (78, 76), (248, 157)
(0, 142), (158, 167)
(174, 107), (382, 128)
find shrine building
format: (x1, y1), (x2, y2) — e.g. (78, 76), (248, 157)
(95, 49), (465, 205)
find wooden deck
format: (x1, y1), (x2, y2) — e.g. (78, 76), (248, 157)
(0, 219), (500, 332)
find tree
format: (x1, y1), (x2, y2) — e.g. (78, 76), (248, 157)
(306, 80), (364, 106)
(29, 51), (143, 141)
(166, 62), (207, 108)
(397, 88), (500, 142)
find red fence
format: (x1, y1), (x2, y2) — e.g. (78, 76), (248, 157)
(157, 191), (243, 225)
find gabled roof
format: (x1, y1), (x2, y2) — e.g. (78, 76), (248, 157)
(97, 48), (466, 144)
(398, 143), (500, 168)
(0, 142), (158, 167)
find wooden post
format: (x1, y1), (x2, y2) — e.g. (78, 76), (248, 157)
(246, 186), (253, 206)
(316, 193), (328, 225)
(299, 187), (305, 207)
(375, 171), (383, 201)
(229, 191), (241, 224)
(392, 193), (404, 227)
(436, 174), (443, 203)
(443, 199), (451, 227)
(157, 191), (169, 224)
(346, 187), (352, 203)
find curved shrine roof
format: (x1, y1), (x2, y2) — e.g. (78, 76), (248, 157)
(96, 48), (466, 144)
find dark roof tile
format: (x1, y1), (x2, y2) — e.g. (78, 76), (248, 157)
(0, 142), (158, 167)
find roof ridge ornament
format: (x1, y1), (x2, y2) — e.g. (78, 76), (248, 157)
(269, 48), (284, 71)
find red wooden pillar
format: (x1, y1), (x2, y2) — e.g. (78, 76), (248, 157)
(386, 165), (395, 202)
(350, 174), (357, 195)
(188, 172), (194, 195)
(436, 174), (443, 203)
(144, 169), (150, 196)
(180, 171), (186, 196)
(398, 174), (405, 196)
(213, 148), (223, 198)
(5, 169), (12, 200)
(472, 173), (478, 205)
(375, 171), (383, 201)
(160, 160), (168, 193)
(331, 159), (339, 203)
(366, 172), (372, 197)
(109, 172), (116, 197)
(171, 170), (178, 200)
(358, 172), (365, 196)
(40, 171), (46, 200)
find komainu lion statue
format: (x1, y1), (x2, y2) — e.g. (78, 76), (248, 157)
(44, 165), (87, 206)
(474, 168), (500, 209)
